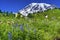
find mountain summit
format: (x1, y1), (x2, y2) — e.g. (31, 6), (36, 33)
(19, 3), (55, 16)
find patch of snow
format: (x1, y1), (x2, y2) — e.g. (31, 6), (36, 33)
(19, 3), (55, 16)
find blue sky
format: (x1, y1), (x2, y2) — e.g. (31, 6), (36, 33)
(0, 0), (60, 12)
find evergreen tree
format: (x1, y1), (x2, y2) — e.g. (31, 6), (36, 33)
(0, 10), (2, 13)
(28, 13), (33, 18)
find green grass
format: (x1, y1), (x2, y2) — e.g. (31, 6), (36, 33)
(0, 9), (60, 40)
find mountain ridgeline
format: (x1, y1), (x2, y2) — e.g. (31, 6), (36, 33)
(19, 3), (56, 16)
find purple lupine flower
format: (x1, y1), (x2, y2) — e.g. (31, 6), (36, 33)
(26, 24), (29, 29)
(20, 24), (24, 32)
(15, 23), (19, 27)
(33, 28), (36, 33)
(12, 23), (15, 32)
(8, 32), (12, 40)
(26, 24), (31, 31)
(12, 23), (18, 28)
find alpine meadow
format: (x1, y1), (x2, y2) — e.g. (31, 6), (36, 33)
(0, 8), (60, 40)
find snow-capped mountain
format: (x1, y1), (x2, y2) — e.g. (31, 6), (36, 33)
(19, 3), (55, 16)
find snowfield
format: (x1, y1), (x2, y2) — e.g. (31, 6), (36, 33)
(19, 3), (55, 16)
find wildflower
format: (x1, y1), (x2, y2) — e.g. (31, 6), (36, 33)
(45, 15), (48, 18)
(7, 21), (10, 24)
(8, 32), (12, 40)
(15, 23), (18, 27)
(33, 28), (36, 33)
(0, 21), (2, 24)
(20, 24), (24, 32)
(12, 23), (18, 28)
(20, 15), (23, 17)
(26, 24), (29, 28)
(11, 21), (15, 24)
(15, 13), (18, 18)
(51, 16), (56, 20)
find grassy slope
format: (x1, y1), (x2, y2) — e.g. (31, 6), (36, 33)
(0, 9), (60, 40)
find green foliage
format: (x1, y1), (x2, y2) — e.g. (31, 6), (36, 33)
(28, 13), (34, 18)
(0, 9), (60, 40)
(16, 12), (22, 18)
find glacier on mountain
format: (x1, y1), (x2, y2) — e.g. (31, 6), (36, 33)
(19, 3), (55, 16)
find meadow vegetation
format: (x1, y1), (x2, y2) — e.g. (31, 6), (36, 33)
(0, 9), (60, 40)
